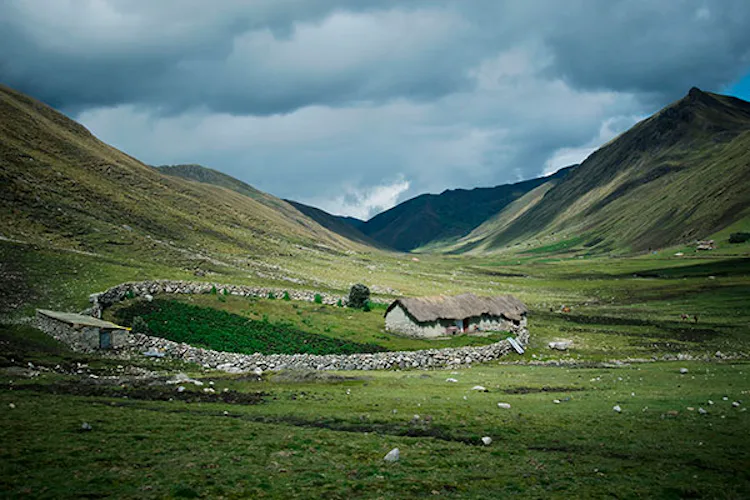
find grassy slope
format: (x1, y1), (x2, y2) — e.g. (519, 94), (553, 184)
(445, 88), (750, 255)
(0, 84), (378, 288)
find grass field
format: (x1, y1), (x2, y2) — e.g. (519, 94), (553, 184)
(2, 237), (750, 497)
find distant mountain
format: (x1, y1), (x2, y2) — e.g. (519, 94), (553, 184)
(446, 87), (750, 254)
(358, 166), (576, 251)
(0, 84), (371, 270)
(284, 200), (386, 249)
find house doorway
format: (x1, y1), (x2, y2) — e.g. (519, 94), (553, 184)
(455, 319), (465, 333)
(99, 330), (111, 349)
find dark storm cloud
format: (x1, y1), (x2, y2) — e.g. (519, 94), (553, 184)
(2, 1), (749, 218)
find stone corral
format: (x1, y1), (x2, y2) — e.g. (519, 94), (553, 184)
(51, 279), (531, 371)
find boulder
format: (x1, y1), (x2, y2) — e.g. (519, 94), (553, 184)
(384, 448), (400, 463)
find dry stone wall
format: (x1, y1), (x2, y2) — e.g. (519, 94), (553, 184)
(123, 327), (529, 372)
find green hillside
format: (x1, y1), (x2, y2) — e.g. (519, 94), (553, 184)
(0, 84), (374, 283)
(446, 88), (750, 255)
(359, 166), (576, 252)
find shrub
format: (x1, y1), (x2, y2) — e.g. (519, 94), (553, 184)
(729, 232), (750, 244)
(282, 291), (291, 301)
(223, 288), (229, 296)
(131, 316), (149, 334)
(363, 301), (371, 312)
(125, 290), (135, 300)
(267, 291), (276, 300)
(348, 284), (370, 309)
(336, 299), (343, 307)
(314, 293), (323, 304)
(210, 285), (217, 295)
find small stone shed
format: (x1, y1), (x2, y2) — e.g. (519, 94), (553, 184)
(36, 309), (129, 351)
(384, 293), (528, 338)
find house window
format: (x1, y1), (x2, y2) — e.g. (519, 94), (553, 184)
(99, 330), (111, 349)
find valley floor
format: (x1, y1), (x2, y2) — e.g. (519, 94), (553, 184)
(1, 238), (750, 497)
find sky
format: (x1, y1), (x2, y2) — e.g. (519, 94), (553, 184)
(2, 1), (750, 220)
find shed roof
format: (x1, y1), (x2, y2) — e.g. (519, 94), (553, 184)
(37, 309), (127, 330)
(385, 293), (527, 323)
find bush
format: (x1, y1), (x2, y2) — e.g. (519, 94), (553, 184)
(729, 232), (750, 244)
(363, 301), (371, 312)
(131, 316), (149, 334)
(267, 291), (276, 300)
(223, 288), (229, 296)
(336, 299), (343, 307)
(348, 283), (370, 309)
(314, 293), (323, 304)
(125, 290), (135, 300)
(210, 285), (217, 295)
(282, 291), (291, 301)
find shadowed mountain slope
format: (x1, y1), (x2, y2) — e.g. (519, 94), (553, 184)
(284, 200), (388, 249)
(358, 166), (576, 252)
(446, 88), (750, 254)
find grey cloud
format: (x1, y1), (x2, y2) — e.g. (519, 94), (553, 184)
(3, 0), (750, 218)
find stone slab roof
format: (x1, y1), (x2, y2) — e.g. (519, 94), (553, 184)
(385, 293), (527, 323)
(37, 309), (127, 330)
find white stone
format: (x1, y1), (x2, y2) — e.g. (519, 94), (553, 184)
(144, 294), (154, 302)
(732, 401), (741, 407)
(553, 399), (561, 404)
(384, 448), (400, 462)
(497, 403), (511, 409)
(613, 405), (622, 413)
(698, 407), (707, 414)
(481, 436), (492, 446)
(177, 386), (185, 392)
(679, 368), (689, 374)
(446, 378), (458, 383)
(471, 385), (487, 392)
(8, 403), (15, 409)
(81, 422), (92, 431)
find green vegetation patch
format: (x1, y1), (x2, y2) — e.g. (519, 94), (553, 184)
(114, 299), (388, 355)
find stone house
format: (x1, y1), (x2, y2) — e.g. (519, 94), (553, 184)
(384, 293), (528, 338)
(36, 309), (129, 351)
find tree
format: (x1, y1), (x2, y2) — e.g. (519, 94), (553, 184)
(348, 283), (370, 309)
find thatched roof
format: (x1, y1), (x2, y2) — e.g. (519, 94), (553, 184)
(385, 293), (527, 323)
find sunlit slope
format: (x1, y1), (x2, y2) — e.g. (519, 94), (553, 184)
(0, 84), (371, 265)
(447, 88), (750, 254)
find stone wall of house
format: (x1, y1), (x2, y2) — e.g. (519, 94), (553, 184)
(34, 313), (128, 352)
(385, 304), (527, 339)
(385, 304), (454, 338)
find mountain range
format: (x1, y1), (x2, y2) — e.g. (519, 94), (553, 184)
(2, 84), (749, 261)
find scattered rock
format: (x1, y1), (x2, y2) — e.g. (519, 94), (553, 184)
(8, 403), (15, 409)
(497, 402), (511, 409)
(446, 378), (458, 383)
(481, 436), (492, 446)
(613, 405), (622, 413)
(384, 448), (400, 463)
(81, 422), (92, 432)
(732, 401), (741, 408)
(177, 386), (186, 393)
(698, 407), (707, 415)
(471, 385), (487, 392)
(548, 341), (572, 351)
(553, 399), (561, 404)
(679, 368), (689, 374)
(144, 294), (154, 302)
(143, 348), (165, 358)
